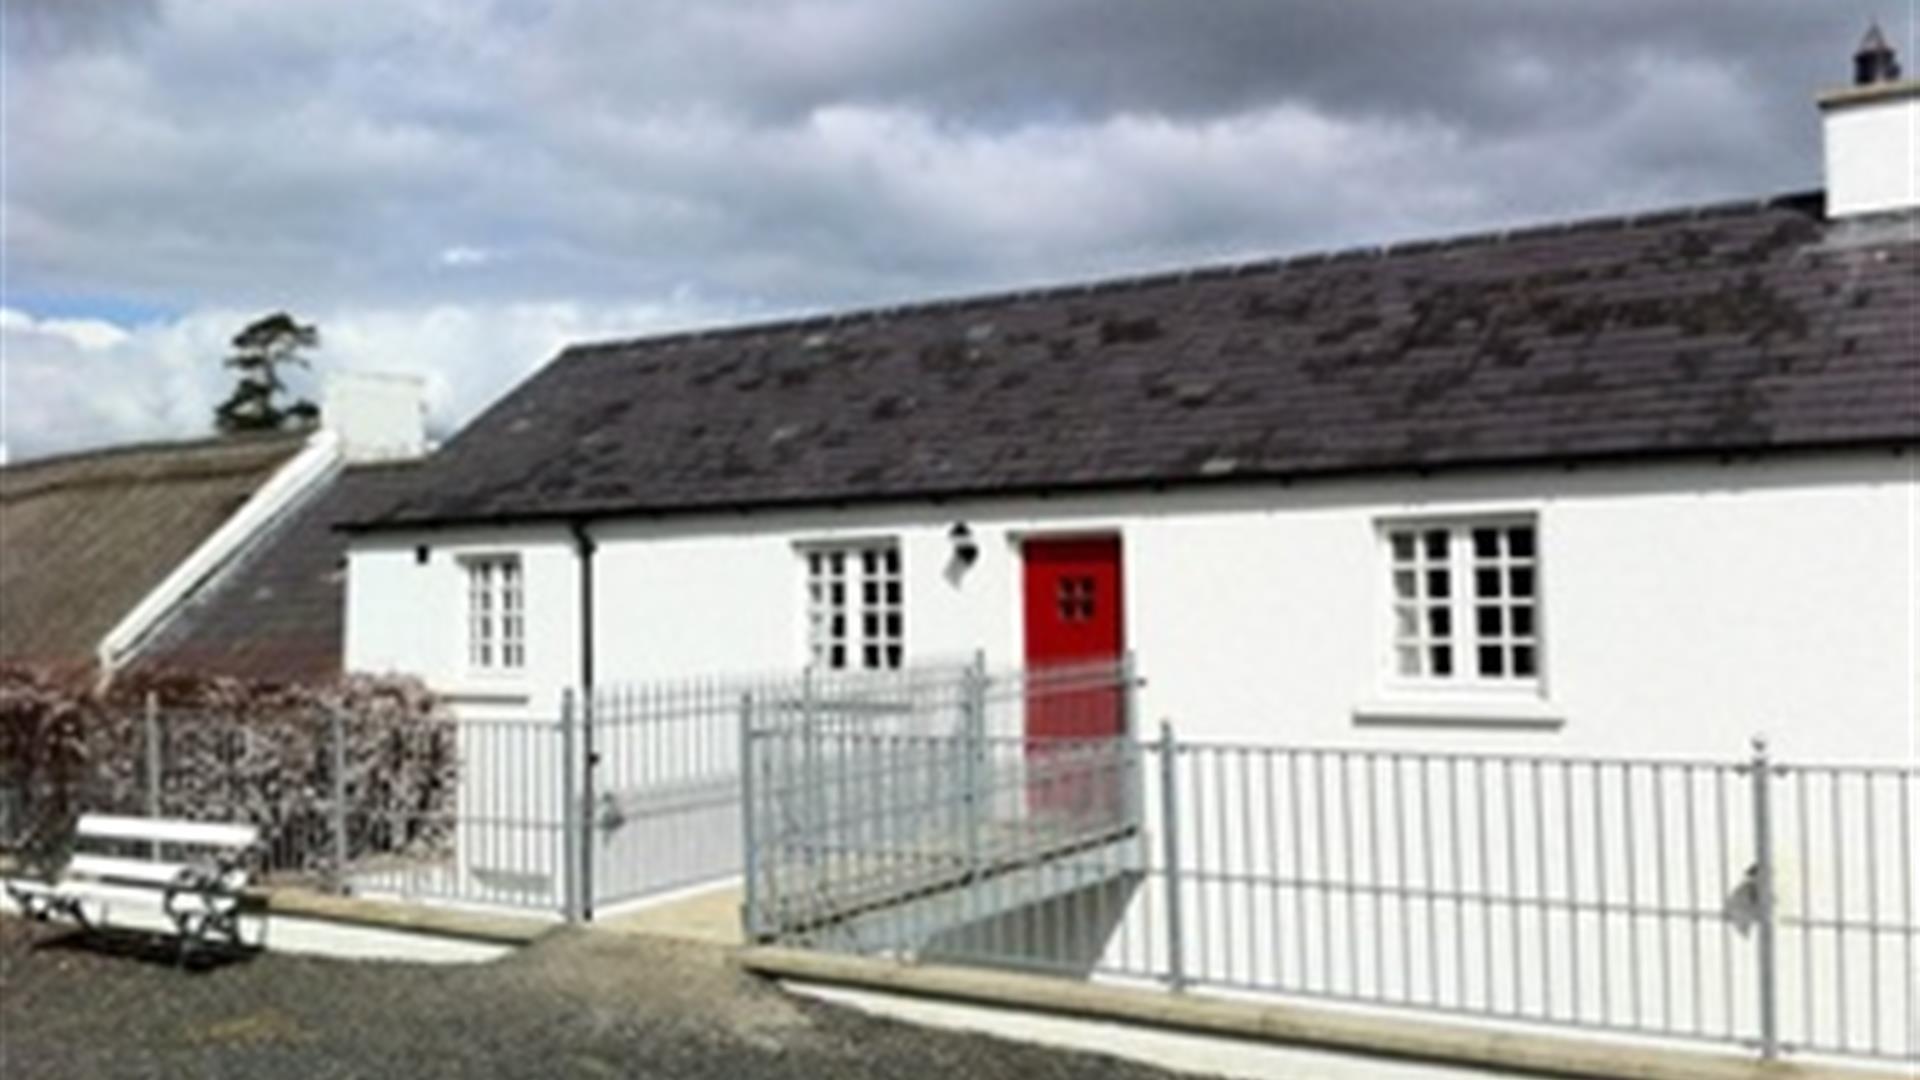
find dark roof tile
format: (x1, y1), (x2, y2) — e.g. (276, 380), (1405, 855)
(136, 462), (423, 683)
(355, 193), (1918, 529)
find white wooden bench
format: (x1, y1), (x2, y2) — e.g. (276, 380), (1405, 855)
(6, 814), (261, 957)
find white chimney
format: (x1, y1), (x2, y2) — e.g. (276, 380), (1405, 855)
(323, 370), (429, 464)
(1820, 24), (1918, 218)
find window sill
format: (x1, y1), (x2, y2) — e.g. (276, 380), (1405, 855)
(435, 678), (533, 706)
(1352, 696), (1564, 729)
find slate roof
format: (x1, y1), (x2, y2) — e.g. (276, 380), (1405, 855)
(134, 462), (423, 684)
(0, 434), (308, 670)
(353, 192), (1919, 530)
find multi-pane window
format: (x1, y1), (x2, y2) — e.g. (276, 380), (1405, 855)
(465, 556), (525, 672)
(1387, 521), (1539, 684)
(805, 543), (903, 670)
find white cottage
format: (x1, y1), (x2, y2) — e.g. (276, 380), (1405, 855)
(342, 52), (1916, 767)
(328, 44), (1920, 1068)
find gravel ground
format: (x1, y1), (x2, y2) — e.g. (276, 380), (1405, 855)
(0, 917), (1208, 1079)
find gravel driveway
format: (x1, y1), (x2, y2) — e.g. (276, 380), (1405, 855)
(0, 918), (1206, 1079)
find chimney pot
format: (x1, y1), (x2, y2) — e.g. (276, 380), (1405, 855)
(1821, 23), (1917, 219)
(1855, 23), (1902, 85)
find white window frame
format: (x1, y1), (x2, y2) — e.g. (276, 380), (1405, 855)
(462, 554), (525, 674)
(1377, 516), (1543, 696)
(800, 540), (904, 672)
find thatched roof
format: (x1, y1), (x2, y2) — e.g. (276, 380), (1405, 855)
(0, 434), (307, 671)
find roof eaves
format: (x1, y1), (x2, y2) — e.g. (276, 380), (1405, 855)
(339, 434), (1919, 537)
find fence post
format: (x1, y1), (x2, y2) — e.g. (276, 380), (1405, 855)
(560, 691), (580, 923)
(1158, 720), (1186, 991)
(802, 669), (820, 874)
(963, 651), (987, 884)
(739, 692), (760, 941)
(144, 693), (161, 857)
(581, 690), (597, 921)
(329, 706), (350, 893)
(1749, 735), (1780, 1060)
(1120, 651), (1140, 826)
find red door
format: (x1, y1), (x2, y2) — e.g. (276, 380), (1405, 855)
(1022, 535), (1125, 740)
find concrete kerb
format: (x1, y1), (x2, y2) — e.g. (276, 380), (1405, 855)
(253, 887), (555, 947)
(738, 946), (1889, 1080)
(0, 878), (544, 964)
(2, 847), (549, 948)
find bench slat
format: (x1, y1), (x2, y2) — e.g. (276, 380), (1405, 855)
(66, 854), (200, 886)
(12, 880), (234, 914)
(76, 814), (258, 848)
(13, 880), (164, 908)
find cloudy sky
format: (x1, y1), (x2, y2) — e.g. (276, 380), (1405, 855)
(1, 1), (1908, 462)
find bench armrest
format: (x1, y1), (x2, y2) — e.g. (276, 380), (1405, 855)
(164, 864), (213, 900)
(161, 858), (247, 905)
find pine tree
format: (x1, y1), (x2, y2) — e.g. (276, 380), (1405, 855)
(214, 312), (321, 434)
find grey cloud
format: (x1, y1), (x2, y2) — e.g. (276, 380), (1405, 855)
(1, 0), (1906, 460)
(530, 1), (1856, 133)
(3, 0), (160, 57)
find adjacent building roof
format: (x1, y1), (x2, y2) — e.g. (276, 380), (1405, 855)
(0, 434), (308, 669)
(353, 192), (1919, 531)
(135, 461), (423, 684)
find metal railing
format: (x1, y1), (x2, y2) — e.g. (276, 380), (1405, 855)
(1, 698), (569, 913)
(578, 661), (977, 913)
(4, 663), (1062, 921)
(742, 656), (1144, 945)
(348, 712), (566, 911)
(1770, 759), (1917, 1062)
(745, 720), (1920, 1067)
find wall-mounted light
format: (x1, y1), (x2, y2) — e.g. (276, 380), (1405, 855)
(949, 522), (980, 567)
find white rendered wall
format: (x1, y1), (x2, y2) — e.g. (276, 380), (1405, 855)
(1822, 85), (1919, 218)
(346, 525), (580, 720)
(342, 450), (1916, 1037)
(348, 452), (1914, 761)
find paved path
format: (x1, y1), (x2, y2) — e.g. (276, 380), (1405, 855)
(597, 884), (744, 946)
(0, 918), (1207, 1079)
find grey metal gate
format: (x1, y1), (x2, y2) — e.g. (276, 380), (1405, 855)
(568, 662), (982, 916)
(741, 657), (1145, 945)
(569, 680), (745, 913)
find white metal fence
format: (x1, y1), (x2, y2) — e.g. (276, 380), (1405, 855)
(1, 702), (567, 912)
(14, 670), (1912, 1067)
(3, 667), (1012, 920)
(352, 714), (567, 910)
(746, 717), (1920, 1067)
